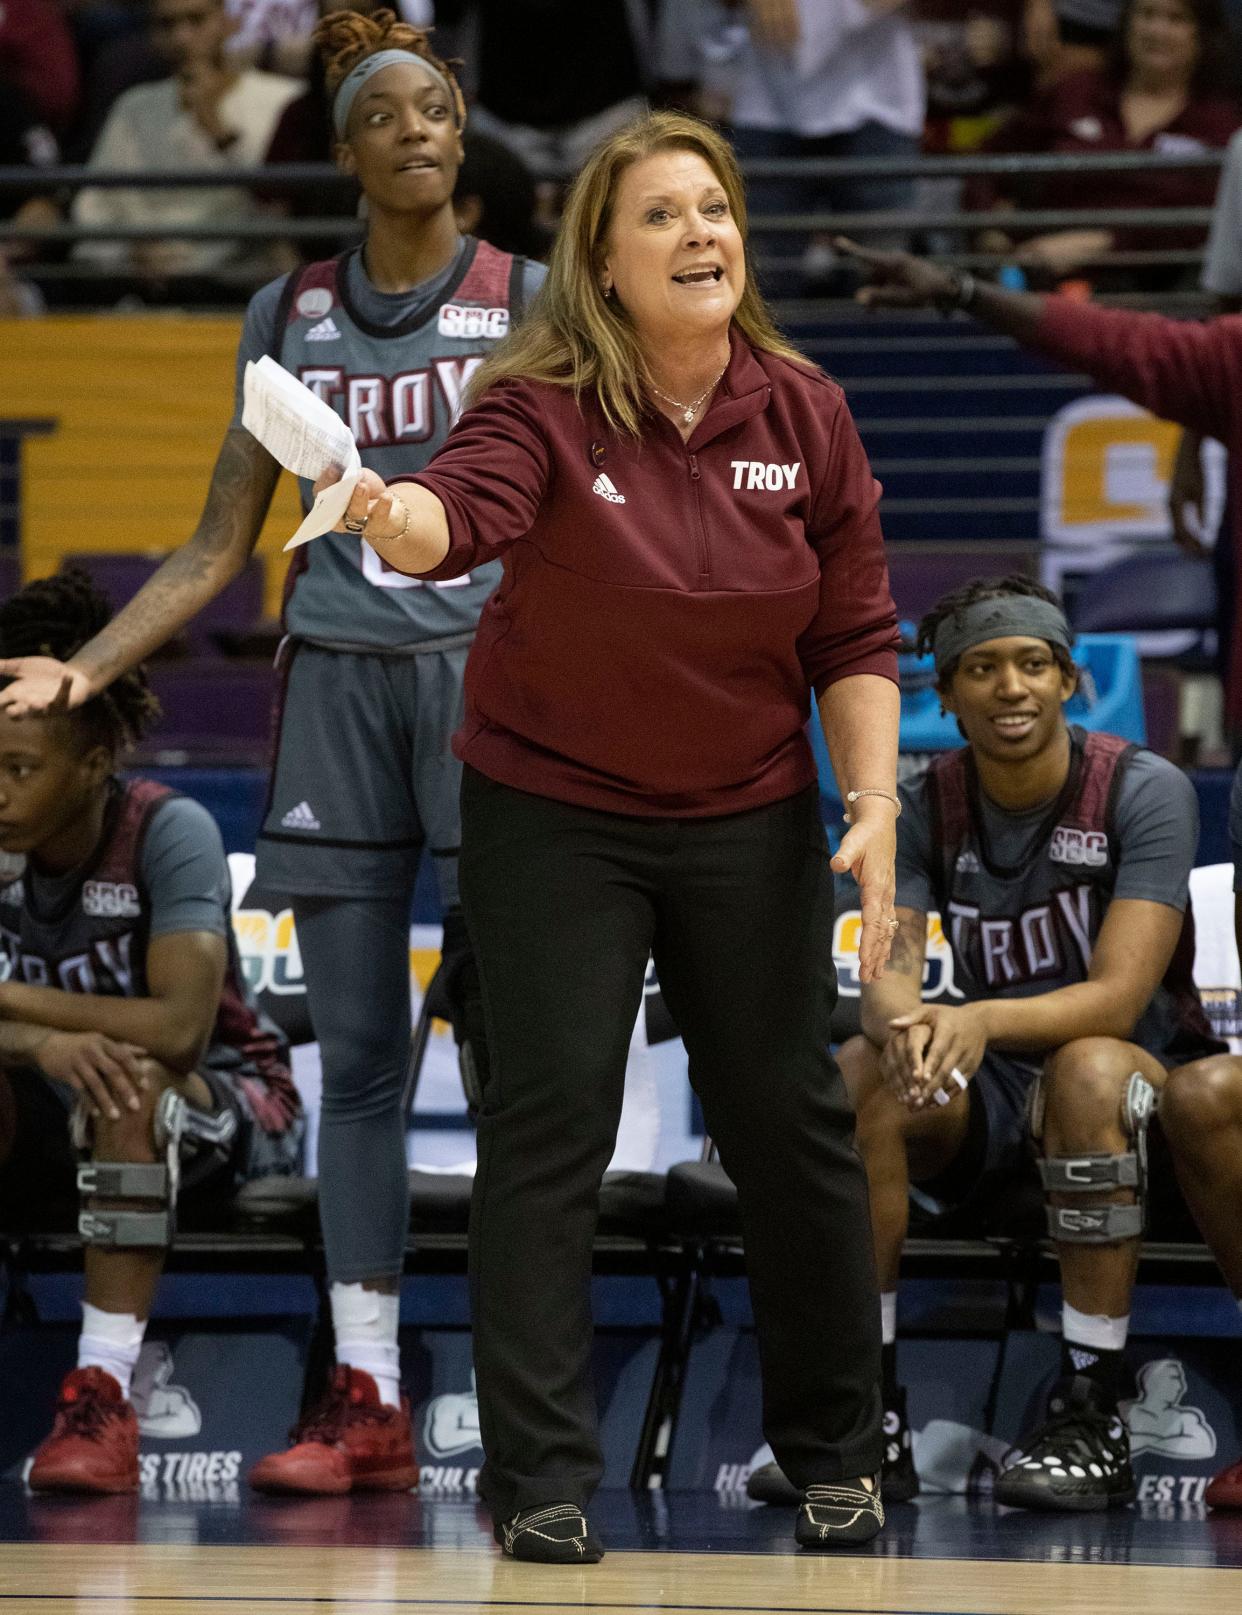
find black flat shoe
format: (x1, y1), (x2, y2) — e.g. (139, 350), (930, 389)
(795, 1475), (884, 1549)
(495, 1502), (604, 1563)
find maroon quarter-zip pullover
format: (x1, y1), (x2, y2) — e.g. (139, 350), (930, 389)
(400, 329), (899, 816)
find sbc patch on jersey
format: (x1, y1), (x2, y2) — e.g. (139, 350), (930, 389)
(82, 880), (142, 919)
(437, 303), (509, 340)
(1049, 826), (1109, 868)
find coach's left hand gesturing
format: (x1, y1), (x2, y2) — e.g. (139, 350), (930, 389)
(832, 795), (898, 983)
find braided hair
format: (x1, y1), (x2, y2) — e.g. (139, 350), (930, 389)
(0, 569), (160, 754)
(315, 8), (465, 127)
(916, 574), (1078, 691)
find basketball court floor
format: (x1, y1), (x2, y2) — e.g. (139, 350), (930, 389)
(2, 1485), (1241, 1614)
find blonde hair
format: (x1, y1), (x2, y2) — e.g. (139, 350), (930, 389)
(466, 111), (811, 435)
(315, 8), (465, 126)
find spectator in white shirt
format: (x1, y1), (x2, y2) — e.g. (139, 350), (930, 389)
(73, 0), (300, 291)
(730, 0), (926, 294)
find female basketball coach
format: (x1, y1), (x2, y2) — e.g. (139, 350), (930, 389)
(325, 111), (901, 1560)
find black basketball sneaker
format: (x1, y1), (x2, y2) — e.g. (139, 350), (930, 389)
(994, 1374), (1135, 1512)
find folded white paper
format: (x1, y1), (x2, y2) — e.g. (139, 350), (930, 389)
(242, 355), (362, 550)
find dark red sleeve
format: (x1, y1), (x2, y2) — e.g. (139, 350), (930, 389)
(393, 382), (553, 580)
(1, 0), (80, 130)
(1033, 297), (1242, 444)
(798, 395), (900, 698)
(1186, 98), (1242, 150)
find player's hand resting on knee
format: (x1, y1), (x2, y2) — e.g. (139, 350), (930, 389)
(888, 1002), (988, 1109)
(879, 1023), (933, 1107)
(34, 1031), (150, 1122)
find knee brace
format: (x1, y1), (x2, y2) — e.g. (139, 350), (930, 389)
(1029, 1069), (1156, 1244)
(74, 1088), (235, 1249)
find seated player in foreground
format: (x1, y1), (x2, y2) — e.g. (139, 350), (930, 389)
(752, 575), (1235, 1513)
(834, 233), (1242, 1511)
(0, 571), (304, 1494)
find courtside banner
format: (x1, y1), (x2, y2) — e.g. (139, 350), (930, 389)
(1, 316), (302, 617)
(1, 1318), (311, 1495)
(401, 1326), (659, 1493)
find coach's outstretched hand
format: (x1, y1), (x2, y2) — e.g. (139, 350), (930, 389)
(834, 237), (962, 310)
(831, 800), (898, 984)
(313, 464), (450, 576)
(313, 465), (411, 544)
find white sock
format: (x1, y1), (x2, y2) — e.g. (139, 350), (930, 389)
(880, 1291), (898, 1347)
(1063, 1302), (1129, 1354)
(330, 1282), (401, 1408)
(78, 1303), (146, 1400)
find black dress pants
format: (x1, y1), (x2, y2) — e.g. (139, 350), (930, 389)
(459, 768), (882, 1519)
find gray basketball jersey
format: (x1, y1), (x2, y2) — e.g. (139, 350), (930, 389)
(923, 728), (1219, 1062)
(272, 238), (531, 649)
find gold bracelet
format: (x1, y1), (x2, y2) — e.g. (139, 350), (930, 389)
(843, 788), (902, 824)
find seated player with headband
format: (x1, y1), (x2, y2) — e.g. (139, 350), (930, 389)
(750, 575), (1224, 1513)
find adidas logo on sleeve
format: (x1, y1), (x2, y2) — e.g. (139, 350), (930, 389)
(280, 801), (321, 831)
(592, 472), (625, 504)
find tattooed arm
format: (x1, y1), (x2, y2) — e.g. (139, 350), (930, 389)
(0, 430), (281, 714)
(859, 906), (926, 1047)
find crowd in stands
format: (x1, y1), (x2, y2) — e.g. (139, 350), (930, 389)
(7, 0), (1242, 307)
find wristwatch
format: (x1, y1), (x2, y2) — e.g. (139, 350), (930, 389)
(937, 267), (977, 314)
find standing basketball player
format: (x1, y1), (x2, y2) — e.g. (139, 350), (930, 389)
(0, 9), (544, 1493)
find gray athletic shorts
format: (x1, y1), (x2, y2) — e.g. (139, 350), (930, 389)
(197, 1055), (306, 1188)
(909, 1051), (1042, 1217)
(973, 1051), (1042, 1177)
(256, 641), (468, 904)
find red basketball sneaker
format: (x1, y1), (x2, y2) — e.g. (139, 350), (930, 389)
(28, 1367), (140, 1494)
(248, 1366), (418, 1495)
(1206, 1455), (1242, 1509)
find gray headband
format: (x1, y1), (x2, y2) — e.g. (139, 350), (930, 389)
(332, 50), (458, 139)
(933, 596), (1073, 676)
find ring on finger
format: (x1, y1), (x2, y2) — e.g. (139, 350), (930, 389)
(343, 513), (366, 533)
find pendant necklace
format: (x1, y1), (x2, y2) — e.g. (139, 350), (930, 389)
(649, 363), (727, 425)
